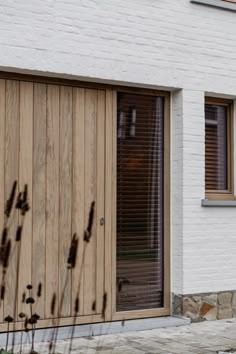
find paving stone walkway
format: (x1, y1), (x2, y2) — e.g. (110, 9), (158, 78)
(19, 318), (236, 354)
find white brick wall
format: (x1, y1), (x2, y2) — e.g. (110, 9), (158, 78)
(171, 90), (184, 295)
(1, 0), (236, 296)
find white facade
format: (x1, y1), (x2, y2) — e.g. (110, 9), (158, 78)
(1, 0), (236, 298)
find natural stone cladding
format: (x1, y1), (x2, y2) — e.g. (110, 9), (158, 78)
(172, 291), (236, 322)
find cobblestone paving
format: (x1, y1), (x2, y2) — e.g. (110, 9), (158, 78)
(20, 319), (236, 354)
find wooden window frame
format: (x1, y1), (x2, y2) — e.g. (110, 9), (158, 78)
(109, 89), (171, 321)
(205, 97), (234, 200)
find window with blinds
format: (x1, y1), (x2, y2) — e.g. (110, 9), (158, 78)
(116, 92), (164, 311)
(205, 104), (228, 191)
(205, 99), (233, 196)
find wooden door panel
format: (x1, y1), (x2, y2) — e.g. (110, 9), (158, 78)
(96, 90), (105, 314)
(45, 84), (60, 318)
(18, 81), (33, 317)
(104, 90), (114, 321)
(0, 79), (5, 323)
(0, 79), (108, 327)
(83, 89), (97, 315)
(32, 83), (47, 319)
(59, 86), (73, 317)
(5, 80), (20, 319)
(72, 87), (85, 316)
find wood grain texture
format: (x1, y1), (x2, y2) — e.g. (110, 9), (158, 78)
(46, 85), (60, 318)
(4, 80), (20, 318)
(104, 90), (113, 321)
(18, 81), (33, 317)
(96, 90), (105, 314)
(0, 74), (171, 326)
(59, 86), (73, 317)
(72, 88), (85, 316)
(111, 90), (117, 315)
(32, 83), (47, 318)
(0, 79), (5, 322)
(83, 89), (97, 315)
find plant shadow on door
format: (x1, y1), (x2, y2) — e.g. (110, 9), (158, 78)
(0, 180), (108, 354)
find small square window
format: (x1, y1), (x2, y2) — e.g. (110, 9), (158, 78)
(205, 98), (234, 200)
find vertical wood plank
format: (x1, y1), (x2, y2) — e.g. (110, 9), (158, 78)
(32, 83), (47, 318)
(72, 88), (85, 316)
(83, 89), (97, 315)
(46, 85), (60, 318)
(111, 91), (117, 315)
(104, 90), (113, 321)
(59, 86), (72, 317)
(18, 81), (33, 317)
(96, 90), (105, 314)
(4, 80), (20, 318)
(0, 79), (5, 322)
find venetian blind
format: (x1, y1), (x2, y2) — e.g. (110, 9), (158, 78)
(205, 104), (228, 191)
(116, 93), (164, 311)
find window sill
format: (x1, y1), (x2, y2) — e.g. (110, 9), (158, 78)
(191, 0), (236, 12)
(201, 199), (236, 207)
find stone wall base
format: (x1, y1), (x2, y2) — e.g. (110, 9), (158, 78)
(172, 291), (236, 322)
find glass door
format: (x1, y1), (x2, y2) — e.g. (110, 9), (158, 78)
(116, 92), (168, 314)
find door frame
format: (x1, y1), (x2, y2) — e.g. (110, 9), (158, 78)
(0, 71), (171, 326)
(105, 88), (171, 321)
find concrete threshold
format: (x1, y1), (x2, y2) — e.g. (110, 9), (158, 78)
(0, 316), (190, 346)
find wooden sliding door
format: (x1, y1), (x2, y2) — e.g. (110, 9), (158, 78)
(0, 74), (170, 329)
(0, 78), (110, 330)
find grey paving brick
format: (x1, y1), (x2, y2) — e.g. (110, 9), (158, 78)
(5, 318), (236, 354)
